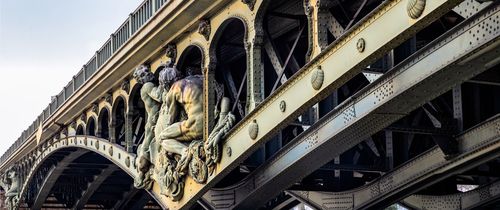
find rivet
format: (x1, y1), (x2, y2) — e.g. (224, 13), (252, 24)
(357, 38), (366, 52)
(279, 100), (286, 112)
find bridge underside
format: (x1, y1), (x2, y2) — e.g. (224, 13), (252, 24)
(23, 150), (161, 209)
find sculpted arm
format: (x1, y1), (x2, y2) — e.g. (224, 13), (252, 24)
(165, 86), (180, 126)
(144, 83), (164, 103)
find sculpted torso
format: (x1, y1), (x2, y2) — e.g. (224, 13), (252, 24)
(162, 75), (204, 141)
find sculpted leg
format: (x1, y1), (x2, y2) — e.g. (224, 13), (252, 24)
(159, 122), (183, 140)
(134, 123), (154, 189)
(160, 139), (191, 177)
(160, 139), (187, 155)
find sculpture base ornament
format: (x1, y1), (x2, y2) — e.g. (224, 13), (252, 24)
(132, 63), (235, 202)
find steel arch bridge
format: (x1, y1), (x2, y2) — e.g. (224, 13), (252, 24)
(0, 0), (499, 209)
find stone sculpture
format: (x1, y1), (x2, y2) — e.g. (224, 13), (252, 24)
(205, 97), (235, 172)
(133, 63), (235, 201)
(0, 167), (19, 210)
(132, 65), (164, 189)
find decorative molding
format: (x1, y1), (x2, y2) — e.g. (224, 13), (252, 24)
(249, 120), (259, 140)
(91, 103), (99, 114)
(121, 79), (130, 93)
(165, 43), (177, 62)
(105, 93), (113, 106)
(357, 38), (366, 52)
(311, 66), (324, 90)
(241, 0), (255, 11)
(70, 122), (77, 130)
(279, 101), (286, 112)
(407, 0), (426, 19)
(80, 113), (87, 122)
(198, 19), (211, 41)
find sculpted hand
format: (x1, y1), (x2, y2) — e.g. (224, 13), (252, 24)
(175, 153), (191, 180)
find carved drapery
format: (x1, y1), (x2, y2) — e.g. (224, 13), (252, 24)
(0, 166), (20, 210)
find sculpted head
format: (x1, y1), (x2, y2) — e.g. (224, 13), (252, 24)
(7, 170), (16, 179)
(159, 65), (182, 89)
(133, 65), (155, 84)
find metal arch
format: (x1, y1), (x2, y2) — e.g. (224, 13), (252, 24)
(17, 135), (139, 209)
(201, 4), (500, 208)
(30, 150), (88, 210)
(401, 180), (500, 210)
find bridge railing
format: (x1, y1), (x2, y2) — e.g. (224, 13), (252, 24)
(0, 0), (171, 166)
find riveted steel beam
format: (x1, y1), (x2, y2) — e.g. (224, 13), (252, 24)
(31, 150), (87, 210)
(401, 179), (500, 210)
(288, 114), (500, 209)
(326, 13), (345, 39)
(201, 4), (500, 208)
(159, 1), (466, 209)
(111, 186), (139, 210)
(73, 165), (118, 210)
(453, 0), (490, 18)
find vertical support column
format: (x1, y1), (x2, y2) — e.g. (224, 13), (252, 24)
(247, 38), (266, 163)
(385, 130), (394, 170)
(453, 85), (463, 132)
(204, 66), (216, 141)
(110, 121), (117, 144)
(125, 112), (134, 152)
(303, 0), (314, 62)
(245, 34), (265, 112)
(313, 0), (335, 55)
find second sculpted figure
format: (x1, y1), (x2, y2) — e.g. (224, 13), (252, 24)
(132, 65), (164, 189)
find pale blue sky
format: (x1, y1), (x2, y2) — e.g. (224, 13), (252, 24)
(0, 0), (141, 156)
